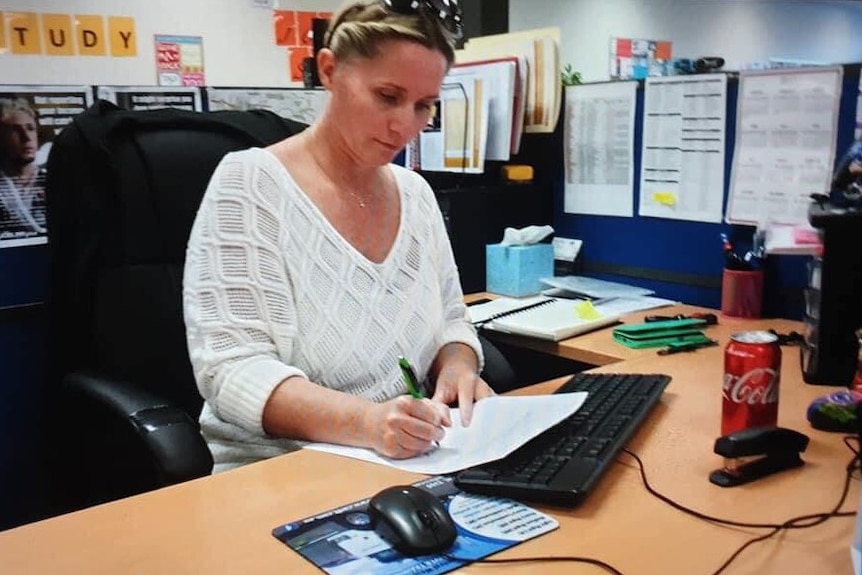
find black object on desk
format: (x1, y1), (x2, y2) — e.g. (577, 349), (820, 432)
(803, 201), (862, 385)
(455, 372), (671, 506)
(657, 338), (719, 355)
(709, 426), (809, 487)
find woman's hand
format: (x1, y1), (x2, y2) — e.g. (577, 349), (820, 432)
(364, 396), (451, 459)
(431, 361), (495, 427)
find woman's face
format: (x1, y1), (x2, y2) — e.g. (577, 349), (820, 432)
(320, 39), (448, 166)
(0, 110), (38, 166)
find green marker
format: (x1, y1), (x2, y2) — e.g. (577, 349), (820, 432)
(398, 356), (424, 399)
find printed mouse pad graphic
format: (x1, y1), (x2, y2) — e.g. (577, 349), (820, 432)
(272, 475), (558, 575)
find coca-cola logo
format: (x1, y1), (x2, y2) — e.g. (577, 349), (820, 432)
(723, 368), (779, 405)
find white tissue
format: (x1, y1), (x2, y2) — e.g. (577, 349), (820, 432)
(500, 225), (555, 246)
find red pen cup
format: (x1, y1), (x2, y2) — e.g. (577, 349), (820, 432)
(721, 268), (764, 318)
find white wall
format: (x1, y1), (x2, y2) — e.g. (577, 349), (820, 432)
(509, 0), (862, 82)
(0, 0), (343, 86)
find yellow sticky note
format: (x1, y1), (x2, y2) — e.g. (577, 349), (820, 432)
(574, 300), (603, 321)
(653, 192), (676, 206)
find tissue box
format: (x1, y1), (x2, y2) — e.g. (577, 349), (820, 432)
(486, 243), (554, 297)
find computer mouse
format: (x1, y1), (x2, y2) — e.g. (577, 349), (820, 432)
(367, 485), (457, 556)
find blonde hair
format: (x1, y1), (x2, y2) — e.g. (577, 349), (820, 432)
(324, 0), (456, 66)
(0, 97), (37, 123)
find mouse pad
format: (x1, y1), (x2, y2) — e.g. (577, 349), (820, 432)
(272, 476), (559, 575)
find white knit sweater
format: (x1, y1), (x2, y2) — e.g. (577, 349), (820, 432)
(183, 148), (482, 471)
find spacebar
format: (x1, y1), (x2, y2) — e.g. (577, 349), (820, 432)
(547, 457), (600, 490)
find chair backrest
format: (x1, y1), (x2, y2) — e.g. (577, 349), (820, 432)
(45, 101), (305, 417)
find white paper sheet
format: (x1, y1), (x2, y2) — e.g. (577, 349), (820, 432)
(639, 74), (727, 223)
(726, 67), (842, 225)
(563, 81), (637, 217)
(304, 393), (587, 475)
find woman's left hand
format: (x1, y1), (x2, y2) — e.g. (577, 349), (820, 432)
(430, 361), (495, 427)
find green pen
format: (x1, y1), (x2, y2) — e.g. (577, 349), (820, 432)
(398, 356), (424, 399)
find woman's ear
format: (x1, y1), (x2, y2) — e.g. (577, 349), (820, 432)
(316, 48), (337, 89)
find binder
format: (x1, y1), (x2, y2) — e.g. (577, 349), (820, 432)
(469, 296), (621, 341)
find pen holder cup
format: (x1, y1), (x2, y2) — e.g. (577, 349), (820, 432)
(721, 268), (764, 319)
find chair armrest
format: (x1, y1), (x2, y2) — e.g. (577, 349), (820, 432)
(478, 334), (519, 393)
(62, 371), (213, 486)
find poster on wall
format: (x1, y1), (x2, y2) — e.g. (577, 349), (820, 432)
(726, 66), (842, 226)
(0, 86), (93, 249)
(610, 37), (672, 80)
(563, 81), (637, 217)
(638, 74), (728, 223)
(206, 87), (328, 125)
(97, 86), (203, 111)
(273, 9), (333, 83)
(154, 35), (206, 87)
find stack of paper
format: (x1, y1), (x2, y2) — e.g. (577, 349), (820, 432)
(305, 393), (586, 475)
(540, 275), (655, 299)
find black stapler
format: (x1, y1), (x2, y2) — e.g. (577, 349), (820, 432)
(709, 426), (809, 487)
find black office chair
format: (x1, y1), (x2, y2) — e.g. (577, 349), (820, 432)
(42, 101), (517, 514)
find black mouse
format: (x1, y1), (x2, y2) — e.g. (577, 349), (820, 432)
(367, 485), (457, 556)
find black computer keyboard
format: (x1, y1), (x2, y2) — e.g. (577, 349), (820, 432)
(454, 372), (671, 507)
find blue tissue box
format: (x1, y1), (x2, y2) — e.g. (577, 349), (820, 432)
(486, 243), (554, 297)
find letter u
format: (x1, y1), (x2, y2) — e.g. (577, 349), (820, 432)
(49, 29), (66, 48)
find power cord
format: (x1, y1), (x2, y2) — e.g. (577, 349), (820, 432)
(621, 438), (859, 575)
(441, 553), (625, 574)
(441, 437), (858, 575)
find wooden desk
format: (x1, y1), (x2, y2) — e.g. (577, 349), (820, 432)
(1, 311), (857, 574)
(467, 292), (804, 366)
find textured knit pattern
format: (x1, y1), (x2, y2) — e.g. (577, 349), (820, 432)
(183, 147), (482, 471)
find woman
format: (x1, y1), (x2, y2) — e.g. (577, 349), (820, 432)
(183, 0), (493, 472)
(0, 97), (47, 240)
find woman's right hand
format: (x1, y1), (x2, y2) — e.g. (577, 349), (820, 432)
(365, 396), (451, 459)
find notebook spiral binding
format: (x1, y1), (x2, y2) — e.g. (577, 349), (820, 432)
(474, 298), (556, 329)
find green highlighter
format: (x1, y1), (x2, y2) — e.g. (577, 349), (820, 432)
(398, 356), (424, 399)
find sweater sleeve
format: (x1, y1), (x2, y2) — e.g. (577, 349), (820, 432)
(183, 151), (307, 435)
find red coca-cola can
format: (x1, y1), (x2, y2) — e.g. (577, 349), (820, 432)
(722, 330), (781, 435)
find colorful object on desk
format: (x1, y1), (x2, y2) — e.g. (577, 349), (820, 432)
(806, 389), (862, 433)
(721, 268), (764, 318)
(612, 318), (712, 349)
(574, 299), (602, 320)
(485, 243), (554, 297)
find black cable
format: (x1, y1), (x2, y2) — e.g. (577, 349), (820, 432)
(621, 447), (856, 529)
(434, 439), (857, 575)
(621, 439), (859, 575)
(441, 553), (625, 574)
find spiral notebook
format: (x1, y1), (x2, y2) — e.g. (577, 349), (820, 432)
(468, 295), (622, 341)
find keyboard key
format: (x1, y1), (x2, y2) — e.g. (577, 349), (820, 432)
(454, 372), (671, 507)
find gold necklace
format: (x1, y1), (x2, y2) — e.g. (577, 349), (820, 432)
(307, 138), (381, 208)
(347, 187), (377, 208)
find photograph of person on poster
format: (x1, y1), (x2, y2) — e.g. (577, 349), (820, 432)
(0, 96), (48, 244)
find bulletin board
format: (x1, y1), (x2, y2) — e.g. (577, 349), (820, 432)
(550, 65), (861, 317)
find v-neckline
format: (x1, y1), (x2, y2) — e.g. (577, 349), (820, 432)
(257, 147), (405, 267)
